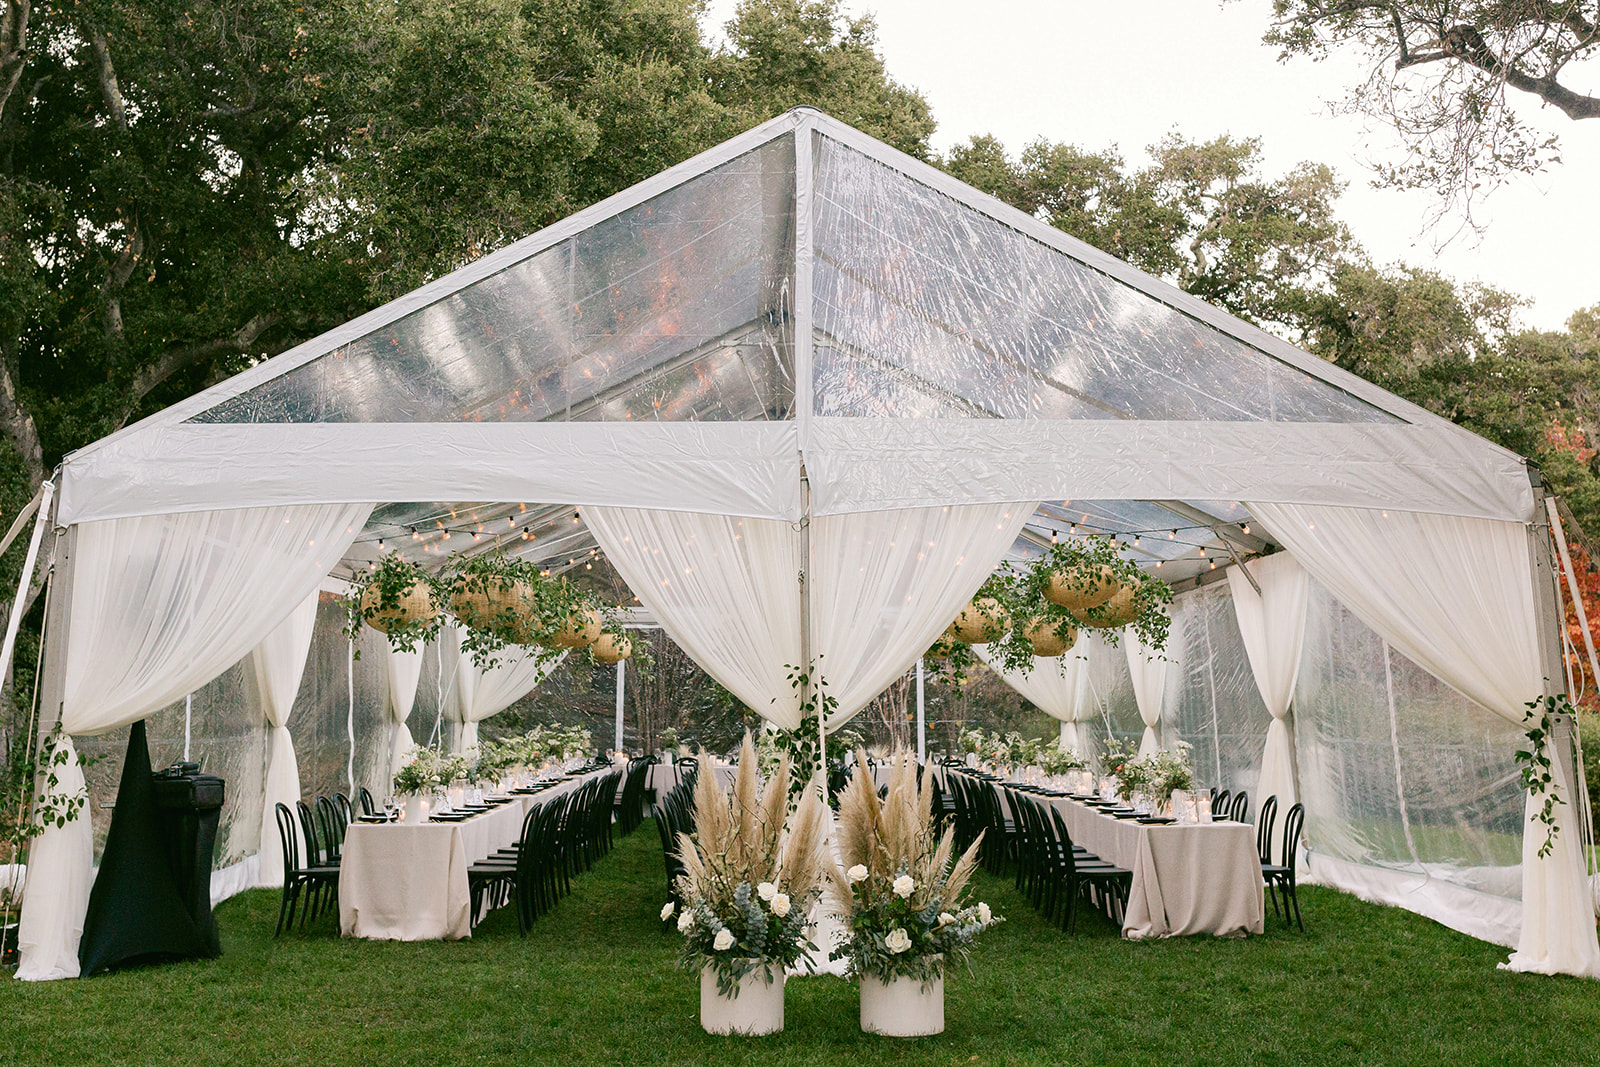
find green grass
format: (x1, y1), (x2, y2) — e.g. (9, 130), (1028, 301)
(3, 822), (1599, 1067)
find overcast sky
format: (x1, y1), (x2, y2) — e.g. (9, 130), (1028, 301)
(705, 0), (1598, 331)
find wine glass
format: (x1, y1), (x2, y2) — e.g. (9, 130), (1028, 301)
(383, 795), (398, 821)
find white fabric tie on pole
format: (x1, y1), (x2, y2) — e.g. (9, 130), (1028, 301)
(1248, 501), (1600, 979)
(439, 625), (565, 753)
(1125, 629), (1170, 758)
(1226, 552), (1309, 834)
(250, 590), (320, 888)
(587, 503), (1032, 732)
(384, 642), (425, 776)
(16, 501), (370, 981)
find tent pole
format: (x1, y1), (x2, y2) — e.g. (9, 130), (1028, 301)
(614, 659), (625, 755)
(916, 658), (925, 763)
(33, 519), (74, 757)
(800, 468), (819, 791)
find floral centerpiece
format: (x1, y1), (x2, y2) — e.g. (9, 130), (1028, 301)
(667, 735), (830, 1035)
(1034, 738), (1087, 778)
(829, 751), (1001, 1037)
(392, 747), (468, 822)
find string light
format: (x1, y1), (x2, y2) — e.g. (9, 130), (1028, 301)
(1241, 524), (1250, 535)
(573, 511), (581, 524)
(1169, 530), (1177, 539)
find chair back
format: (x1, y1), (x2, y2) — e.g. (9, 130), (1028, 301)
(316, 795), (346, 858)
(274, 802), (302, 876)
(1212, 789), (1231, 818)
(334, 792), (355, 826)
(295, 800), (323, 865)
(1229, 790), (1249, 823)
(359, 787), (377, 817)
(1256, 794), (1279, 864)
(1280, 802), (1305, 869)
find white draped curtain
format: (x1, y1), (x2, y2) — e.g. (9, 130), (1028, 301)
(384, 644), (424, 775)
(584, 508), (804, 728)
(974, 634), (1092, 751)
(439, 625), (566, 753)
(16, 502), (370, 981)
(1124, 629), (1170, 757)
(587, 503), (1032, 732)
(811, 504), (1032, 729)
(1249, 501), (1600, 979)
(251, 591), (321, 887)
(1226, 553), (1309, 835)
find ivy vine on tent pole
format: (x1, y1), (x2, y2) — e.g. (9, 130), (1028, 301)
(1516, 693), (1571, 859)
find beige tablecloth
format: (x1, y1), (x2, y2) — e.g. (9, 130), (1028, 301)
(339, 769), (606, 941)
(1042, 793), (1264, 939)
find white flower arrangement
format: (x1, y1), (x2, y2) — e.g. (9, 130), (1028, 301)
(672, 736), (831, 998)
(829, 751), (1002, 986)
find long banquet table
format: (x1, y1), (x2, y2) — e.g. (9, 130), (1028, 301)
(338, 768), (609, 941)
(1040, 790), (1264, 939)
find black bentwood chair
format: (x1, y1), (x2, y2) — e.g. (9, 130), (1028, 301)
(1262, 802), (1306, 931)
(273, 802), (340, 935)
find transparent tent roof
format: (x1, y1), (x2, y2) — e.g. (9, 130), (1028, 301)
(187, 123), (1394, 430)
(70, 108), (1528, 588)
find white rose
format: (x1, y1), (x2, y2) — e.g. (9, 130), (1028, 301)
(885, 927), (912, 954)
(977, 902), (993, 925)
(712, 928), (736, 952)
(937, 911), (956, 927)
(677, 909), (694, 933)
(756, 881), (777, 902)
(847, 864), (868, 884)
(660, 901), (675, 921)
(771, 893), (791, 918)
(892, 874), (916, 899)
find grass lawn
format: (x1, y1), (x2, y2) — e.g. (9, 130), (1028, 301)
(3, 820), (1598, 1067)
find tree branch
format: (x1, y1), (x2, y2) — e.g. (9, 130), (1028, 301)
(1441, 22), (1600, 120)
(0, 358), (44, 494)
(120, 312), (283, 425)
(0, 0), (29, 126)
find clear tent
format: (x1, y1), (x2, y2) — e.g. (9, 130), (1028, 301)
(25, 108), (1587, 979)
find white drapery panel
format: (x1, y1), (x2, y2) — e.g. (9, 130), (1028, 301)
(61, 503), (372, 733)
(440, 625), (566, 753)
(385, 644), (424, 775)
(17, 501), (370, 982)
(811, 503), (1033, 730)
(585, 508), (804, 729)
(14, 736), (90, 981)
(975, 636), (1091, 749)
(1227, 553), (1309, 825)
(1248, 501), (1600, 979)
(251, 590), (320, 887)
(1125, 630), (1170, 758)
(588, 504), (1030, 732)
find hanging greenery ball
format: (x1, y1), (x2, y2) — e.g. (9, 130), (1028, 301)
(1084, 583), (1142, 628)
(591, 630), (633, 663)
(952, 597), (1010, 644)
(1024, 615), (1076, 657)
(1042, 563), (1118, 613)
(545, 604), (604, 649)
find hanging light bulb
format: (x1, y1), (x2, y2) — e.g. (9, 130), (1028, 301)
(1209, 560), (1216, 570)
(585, 562), (593, 570)
(1241, 524), (1251, 535)
(573, 511), (581, 524)
(1169, 530), (1177, 539)
(377, 538), (384, 549)
(1133, 535), (1141, 546)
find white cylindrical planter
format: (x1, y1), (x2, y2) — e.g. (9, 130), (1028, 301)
(860, 965), (944, 1037)
(403, 794), (428, 825)
(700, 964), (785, 1035)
